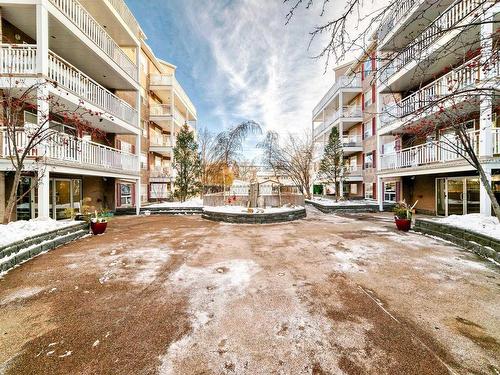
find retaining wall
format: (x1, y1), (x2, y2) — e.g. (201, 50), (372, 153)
(0, 222), (89, 272)
(306, 200), (395, 214)
(203, 194), (305, 207)
(414, 219), (500, 263)
(202, 208), (306, 224)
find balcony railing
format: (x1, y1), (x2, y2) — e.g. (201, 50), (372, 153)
(342, 135), (362, 147)
(150, 74), (197, 118)
(0, 45), (138, 127)
(380, 0), (482, 83)
(150, 133), (173, 148)
(150, 104), (172, 117)
(150, 166), (172, 179)
(378, 0), (419, 43)
(313, 75), (362, 117)
(106, 0), (142, 38)
(49, 0), (137, 81)
(346, 165), (362, 176)
(379, 54), (499, 130)
(1, 127), (138, 173)
(379, 130), (486, 170)
(314, 105), (363, 136)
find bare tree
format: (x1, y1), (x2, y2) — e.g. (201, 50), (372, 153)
(2, 76), (104, 223)
(259, 130), (314, 199)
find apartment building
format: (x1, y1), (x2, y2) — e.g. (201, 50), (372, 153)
(312, 42), (380, 200)
(0, 0), (197, 221)
(376, 0), (500, 216)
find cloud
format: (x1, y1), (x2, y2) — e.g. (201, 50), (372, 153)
(183, 0), (335, 136)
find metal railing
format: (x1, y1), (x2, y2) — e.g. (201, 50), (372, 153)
(313, 75), (362, 117)
(314, 105), (363, 137)
(380, 0), (483, 83)
(0, 44), (37, 74)
(49, 0), (137, 81)
(380, 130), (481, 170)
(106, 0), (142, 38)
(150, 104), (172, 117)
(1, 127), (138, 173)
(378, 0), (419, 42)
(342, 135), (363, 147)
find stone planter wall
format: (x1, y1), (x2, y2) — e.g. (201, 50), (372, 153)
(414, 219), (500, 263)
(306, 200), (395, 214)
(202, 208), (306, 224)
(0, 222), (89, 273)
(203, 194), (305, 207)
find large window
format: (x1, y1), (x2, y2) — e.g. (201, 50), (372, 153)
(120, 184), (133, 206)
(363, 59), (372, 77)
(364, 88), (373, 108)
(364, 152), (373, 169)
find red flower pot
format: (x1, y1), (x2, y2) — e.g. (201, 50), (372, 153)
(395, 218), (411, 232)
(91, 221), (108, 235)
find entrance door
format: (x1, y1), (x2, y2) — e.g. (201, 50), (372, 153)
(436, 178), (447, 216)
(53, 179), (72, 220)
(16, 177), (35, 220)
(447, 178), (465, 215)
(436, 177), (480, 216)
(466, 178), (480, 214)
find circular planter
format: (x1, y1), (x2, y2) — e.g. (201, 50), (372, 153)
(90, 221), (108, 235)
(202, 207), (306, 224)
(395, 218), (411, 232)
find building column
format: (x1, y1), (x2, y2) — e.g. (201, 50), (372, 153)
(170, 88), (175, 194)
(479, 8), (494, 158)
(377, 176), (383, 211)
(36, 2), (50, 219)
(480, 166), (492, 216)
(135, 134), (142, 215)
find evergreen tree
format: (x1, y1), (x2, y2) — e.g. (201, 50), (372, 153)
(173, 124), (201, 202)
(319, 127), (346, 202)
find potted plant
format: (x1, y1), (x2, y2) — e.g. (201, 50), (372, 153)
(90, 210), (108, 235)
(393, 200), (418, 232)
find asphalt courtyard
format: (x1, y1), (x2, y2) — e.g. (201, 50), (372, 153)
(0, 208), (499, 374)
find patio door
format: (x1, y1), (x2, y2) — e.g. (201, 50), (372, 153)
(51, 179), (82, 219)
(435, 177), (480, 216)
(16, 177), (35, 220)
(447, 178), (465, 215)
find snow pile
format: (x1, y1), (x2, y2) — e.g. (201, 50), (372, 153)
(203, 206), (303, 214)
(147, 197), (203, 208)
(434, 214), (500, 239)
(0, 218), (79, 248)
(309, 198), (377, 206)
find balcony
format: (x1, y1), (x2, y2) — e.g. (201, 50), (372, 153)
(380, 0), (483, 85)
(379, 129), (500, 172)
(346, 166), (362, 176)
(342, 135), (363, 148)
(106, 0), (142, 38)
(150, 167), (173, 183)
(150, 74), (197, 119)
(150, 134), (174, 156)
(313, 105), (363, 138)
(378, 0), (419, 44)
(313, 75), (362, 119)
(49, 0), (137, 81)
(150, 104), (172, 118)
(0, 44), (138, 129)
(2, 127), (138, 174)
(379, 54), (498, 133)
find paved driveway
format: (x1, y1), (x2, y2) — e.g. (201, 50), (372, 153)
(0, 208), (499, 374)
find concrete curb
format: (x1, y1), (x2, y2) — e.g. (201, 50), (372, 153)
(306, 200), (394, 214)
(202, 208), (306, 224)
(0, 222), (89, 273)
(414, 219), (500, 263)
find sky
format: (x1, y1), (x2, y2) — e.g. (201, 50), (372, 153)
(125, 0), (341, 155)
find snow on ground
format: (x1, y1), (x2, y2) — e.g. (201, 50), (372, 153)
(147, 197), (203, 208)
(203, 205), (303, 214)
(0, 286), (45, 305)
(308, 197), (377, 206)
(0, 218), (79, 248)
(433, 214), (500, 239)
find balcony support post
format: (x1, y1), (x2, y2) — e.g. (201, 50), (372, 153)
(36, 85), (50, 219)
(36, 0), (49, 76)
(377, 176), (384, 211)
(479, 166), (492, 216)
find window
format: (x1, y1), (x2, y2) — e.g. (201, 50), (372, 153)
(364, 88), (372, 108)
(141, 120), (149, 138)
(365, 183), (374, 199)
(350, 183), (358, 195)
(383, 141), (395, 154)
(120, 184), (132, 206)
(363, 59), (372, 77)
(384, 182), (397, 202)
(364, 152), (373, 169)
(140, 153), (148, 170)
(363, 121), (373, 139)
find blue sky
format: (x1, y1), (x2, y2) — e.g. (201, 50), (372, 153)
(125, 0), (336, 154)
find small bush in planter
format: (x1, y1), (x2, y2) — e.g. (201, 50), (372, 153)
(393, 200), (418, 231)
(90, 210), (109, 235)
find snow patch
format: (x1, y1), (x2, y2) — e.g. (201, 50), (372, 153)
(0, 286), (45, 305)
(203, 205), (303, 214)
(147, 197), (203, 208)
(433, 214), (500, 239)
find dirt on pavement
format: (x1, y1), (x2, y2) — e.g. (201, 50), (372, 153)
(0, 208), (498, 374)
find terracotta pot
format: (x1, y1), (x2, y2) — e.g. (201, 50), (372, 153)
(395, 218), (411, 232)
(90, 221), (108, 235)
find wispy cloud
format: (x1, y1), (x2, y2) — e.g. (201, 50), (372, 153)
(183, 0), (335, 136)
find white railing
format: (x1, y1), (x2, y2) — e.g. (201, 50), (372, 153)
(0, 44), (37, 74)
(342, 135), (362, 147)
(380, 54), (485, 130)
(174, 107), (186, 125)
(150, 74), (197, 118)
(314, 105), (363, 137)
(378, 0), (419, 42)
(49, 0), (137, 81)
(346, 165), (362, 176)
(150, 133), (173, 148)
(150, 104), (172, 117)
(380, 130), (482, 170)
(2, 127), (138, 173)
(381, 0), (482, 83)
(313, 75), (362, 117)
(48, 51), (137, 126)
(150, 166), (172, 178)
(106, 0), (142, 38)
(150, 74), (173, 86)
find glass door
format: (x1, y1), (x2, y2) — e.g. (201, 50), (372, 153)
(447, 178), (465, 215)
(53, 179), (72, 220)
(436, 178), (447, 216)
(466, 178), (480, 214)
(16, 177), (35, 220)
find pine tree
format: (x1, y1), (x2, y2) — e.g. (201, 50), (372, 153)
(173, 124), (201, 202)
(319, 127), (346, 202)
